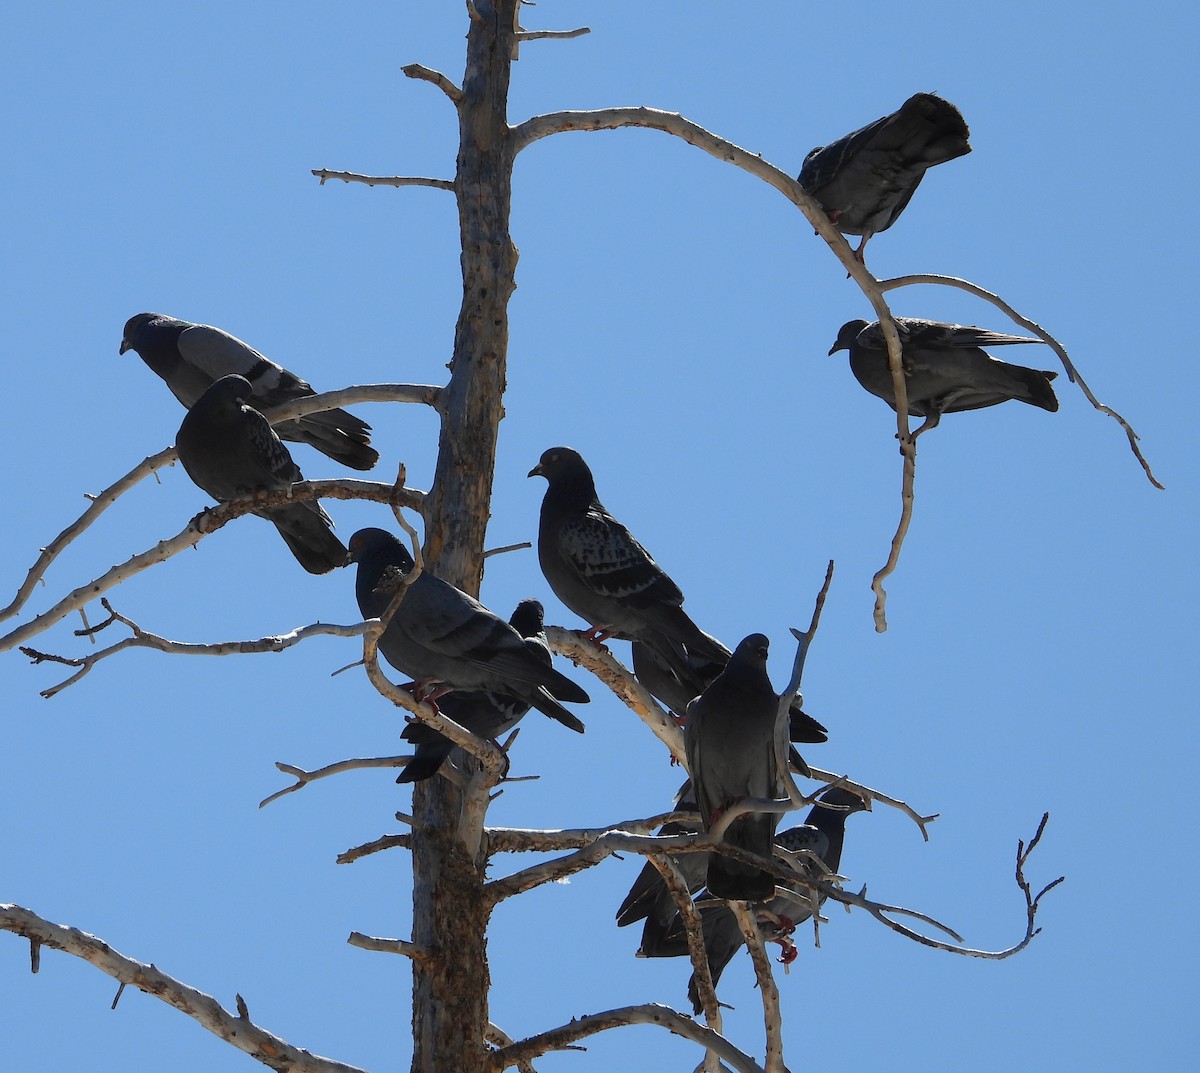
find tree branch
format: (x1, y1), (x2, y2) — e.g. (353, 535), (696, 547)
(485, 812), (691, 853)
(0, 905), (369, 1073)
(401, 63), (465, 104)
(312, 170), (456, 191)
(878, 272), (1164, 490)
(729, 905), (783, 1073)
(489, 1003), (768, 1073)
(1, 477), (421, 658)
(544, 626), (684, 762)
(337, 832), (412, 864)
(514, 27), (590, 42)
(21, 598), (373, 699)
(260, 755), (413, 809)
(347, 931), (433, 963)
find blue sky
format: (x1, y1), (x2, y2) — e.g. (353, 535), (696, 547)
(2, 3), (1196, 1071)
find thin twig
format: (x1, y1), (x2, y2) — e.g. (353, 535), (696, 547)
(311, 170), (455, 191)
(401, 63), (464, 104)
(259, 756), (412, 809)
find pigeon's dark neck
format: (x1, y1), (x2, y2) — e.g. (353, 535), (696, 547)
(806, 806), (851, 872)
(549, 472), (600, 513)
(135, 324), (185, 378)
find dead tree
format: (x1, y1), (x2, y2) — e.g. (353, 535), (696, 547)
(1, 4), (1103, 1071)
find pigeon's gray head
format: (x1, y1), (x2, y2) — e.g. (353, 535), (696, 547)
(203, 374), (255, 409)
(508, 598), (545, 638)
(732, 633), (770, 665)
(119, 311), (183, 355)
(346, 527), (416, 573)
(828, 319), (870, 356)
(527, 445), (589, 483)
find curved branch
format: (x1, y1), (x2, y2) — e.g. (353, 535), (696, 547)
(0, 905), (368, 1073)
(484, 812), (692, 853)
(878, 272), (1164, 490)
(1, 478), (424, 656)
(337, 832), (412, 864)
(1, 385), (439, 628)
(729, 905), (784, 1073)
(544, 626), (684, 762)
(401, 63), (464, 105)
(514, 27), (589, 42)
(312, 169), (456, 191)
(489, 1003), (766, 1073)
(260, 755), (412, 809)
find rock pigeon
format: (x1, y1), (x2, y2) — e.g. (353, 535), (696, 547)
(684, 633), (782, 902)
(175, 375), (347, 574)
(347, 528), (589, 731)
(799, 93), (971, 262)
(397, 599), (573, 783)
(529, 446), (727, 697)
(829, 317), (1059, 434)
(615, 780), (707, 936)
(121, 312), (378, 471)
(642, 786), (868, 1013)
(631, 640), (828, 745)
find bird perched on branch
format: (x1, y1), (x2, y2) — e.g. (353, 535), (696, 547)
(799, 92), (971, 263)
(829, 317), (1059, 435)
(684, 633), (783, 903)
(175, 375), (347, 575)
(529, 446), (727, 699)
(121, 312), (378, 471)
(637, 786), (868, 1013)
(397, 599), (574, 783)
(347, 528), (589, 731)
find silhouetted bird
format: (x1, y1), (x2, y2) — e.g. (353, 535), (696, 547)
(799, 93), (971, 262)
(530, 446), (726, 698)
(684, 634), (782, 902)
(175, 375), (346, 574)
(348, 528), (588, 731)
(398, 599), (574, 783)
(122, 312), (377, 470)
(640, 786), (868, 1013)
(829, 317), (1059, 435)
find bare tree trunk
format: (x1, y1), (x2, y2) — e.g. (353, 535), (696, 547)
(410, 3), (518, 1072)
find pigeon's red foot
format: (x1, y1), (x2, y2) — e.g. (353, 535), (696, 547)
(583, 625), (616, 645)
(776, 940), (799, 967)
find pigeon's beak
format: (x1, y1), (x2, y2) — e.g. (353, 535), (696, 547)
(827, 341), (844, 356)
(527, 463), (544, 479)
(345, 547), (360, 567)
(118, 338), (131, 355)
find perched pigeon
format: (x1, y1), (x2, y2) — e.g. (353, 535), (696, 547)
(615, 780), (707, 937)
(631, 640), (828, 745)
(829, 317), (1059, 435)
(642, 787), (868, 1013)
(529, 446), (727, 697)
(348, 528), (589, 731)
(398, 599), (571, 783)
(799, 93), (971, 262)
(175, 375), (347, 574)
(121, 312), (378, 471)
(684, 633), (782, 902)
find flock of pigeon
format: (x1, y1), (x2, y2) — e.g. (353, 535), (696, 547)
(116, 90), (1062, 1012)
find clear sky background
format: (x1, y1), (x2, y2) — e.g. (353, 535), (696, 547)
(2, 3), (1196, 1071)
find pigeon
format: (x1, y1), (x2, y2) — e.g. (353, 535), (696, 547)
(684, 633), (783, 902)
(615, 780), (707, 937)
(829, 317), (1059, 435)
(642, 786), (868, 1013)
(397, 599), (572, 783)
(529, 446), (727, 697)
(121, 312), (378, 471)
(799, 93), (971, 262)
(347, 528), (589, 731)
(175, 375), (347, 574)
(631, 640), (828, 745)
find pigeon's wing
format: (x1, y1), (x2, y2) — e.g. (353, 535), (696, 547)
(555, 506), (684, 608)
(243, 405), (306, 488)
(887, 318), (1041, 350)
(177, 324), (315, 404)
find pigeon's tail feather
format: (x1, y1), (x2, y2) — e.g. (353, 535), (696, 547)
(268, 508), (349, 574)
(705, 857), (776, 902)
(541, 667), (590, 705)
(706, 815), (778, 902)
(638, 912), (690, 959)
(788, 704), (828, 744)
(528, 687), (586, 733)
(276, 410), (379, 472)
(396, 740), (453, 783)
(1009, 365), (1060, 412)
